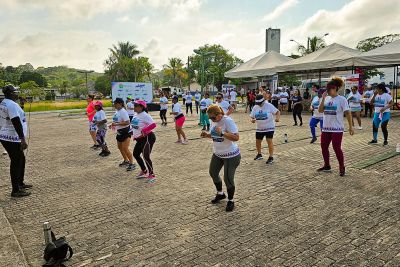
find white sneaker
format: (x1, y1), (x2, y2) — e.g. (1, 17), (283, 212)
(2, 151), (7, 155)
(181, 139), (188, 145)
(357, 126), (363, 130)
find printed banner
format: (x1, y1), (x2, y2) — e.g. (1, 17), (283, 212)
(111, 82), (153, 103)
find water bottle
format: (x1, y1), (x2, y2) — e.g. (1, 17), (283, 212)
(284, 134), (288, 143)
(396, 143), (400, 153)
(43, 222), (52, 245)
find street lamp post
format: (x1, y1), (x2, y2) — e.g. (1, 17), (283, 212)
(193, 49), (215, 94)
(77, 70), (94, 93)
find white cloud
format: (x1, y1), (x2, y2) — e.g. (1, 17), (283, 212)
(280, 0), (400, 57)
(140, 16), (149, 25)
(117, 16), (132, 23)
(263, 0), (299, 22)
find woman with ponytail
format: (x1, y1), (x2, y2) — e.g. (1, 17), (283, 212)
(369, 83), (392, 146)
(318, 77), (354, 176)
(200, 105), (241, 212)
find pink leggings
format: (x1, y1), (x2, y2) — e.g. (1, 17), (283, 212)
(321, 132), (345, 171)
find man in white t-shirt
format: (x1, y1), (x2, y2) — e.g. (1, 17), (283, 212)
(0, 85), (31, 197)
(363, 85), (374, 118)
(215, 92), (234, 116)
(240, 87), (245, 103)
(126, 96), (135, 121)
(229, 89), (238, 110)
(194, 90), (201, 114)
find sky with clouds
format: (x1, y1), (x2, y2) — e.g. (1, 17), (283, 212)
(0, 0), (399, 73)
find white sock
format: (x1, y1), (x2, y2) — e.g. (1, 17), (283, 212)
(217, 191), (224, 195)
(228, 199), (234, 202)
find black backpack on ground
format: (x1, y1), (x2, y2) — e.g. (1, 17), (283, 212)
(43, 231), (73, 267)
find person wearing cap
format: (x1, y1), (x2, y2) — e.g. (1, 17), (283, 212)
(131, 100), (157, 183)
(363, 85), (374, 118)
(0, 85), (32, 197)
(126, 96), (135, 122)
(250, 94), (280, 164)
(86, 94), (99, 149)
(318, 77), (354, 177)
(170, 96), (188, 144)
(199, 92), (213, 131)
(309, 87), (325, 144)
(369, 83), (392, 146)
(110, 97), (136, 171)
(159, 92), (168, 126)
(93, 101), (110, 157)
(215, 92), (234, 116)
(200, 104), (241, 212)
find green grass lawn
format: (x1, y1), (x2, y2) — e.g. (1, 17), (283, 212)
(25, 99), (113, 112)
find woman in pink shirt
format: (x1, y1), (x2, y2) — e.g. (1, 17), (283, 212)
(86, 94), (98, 149)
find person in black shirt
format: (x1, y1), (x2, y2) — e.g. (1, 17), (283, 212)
(303, 88), (310, 100)
(291, 89), (303, 126)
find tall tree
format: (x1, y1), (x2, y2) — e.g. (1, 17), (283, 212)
(297, 36), (326, 55)
(163, 58), (188, 88)
(19, 71), (48, 87)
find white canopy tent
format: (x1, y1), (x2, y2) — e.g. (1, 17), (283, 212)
(353, 39), (400, 68)
(224, 50), (292, 78)
(276, 43), (361, 73)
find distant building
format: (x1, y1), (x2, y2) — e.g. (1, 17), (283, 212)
(266, 28), (281, 53)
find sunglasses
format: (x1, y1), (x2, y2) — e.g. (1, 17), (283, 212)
(209, 115), (218, 120)
(215, 96), (222, 99)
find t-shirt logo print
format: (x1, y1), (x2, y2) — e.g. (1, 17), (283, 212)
(324, 102), (337, 115)
(210, 127), (224, 143)
(255, 111), (268, 120)
(112, 114), (119, 122)
(131, 118), (140, 129)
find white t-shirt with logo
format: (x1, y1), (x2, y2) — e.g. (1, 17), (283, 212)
(210, 116), (240, 159)
(126, 101), (135, 116)
(348, 92), (362, 109)
(185, 94), (193, 104)
(250, 102), (278, 132)
(311, 96), (323, 119)
(216, 100), (231, 115)
(230, 91), (237, 102)
(130, 112), (155, 139)
(93, 110), (107, 130)
(322, 96), (349, 133)
(172, 102), (183, 118)
(194, 93), (201, 102)
(279, 92), (289, 104)
(364, 90), (374, 103)
(200, 98), (212, 111)
(112, 108), (130, 130)
(373, 93), (392, 113)
(159, 97), (168, 110)
(0, 99), (28, 142)
(223, 92), (230, 101)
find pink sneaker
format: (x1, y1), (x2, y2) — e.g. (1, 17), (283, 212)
(136, 171), (147, 179)
(147, 174), (156, 184)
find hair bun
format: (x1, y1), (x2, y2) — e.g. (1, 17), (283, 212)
(331, 77), (344, 88)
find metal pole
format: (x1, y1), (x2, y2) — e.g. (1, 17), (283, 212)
(307, 37), (310, 52)
(187, 56), (191, 92)
(318, 70), (322, 87)
(85, 73), (88, 92)
(201, 55), (204, 94)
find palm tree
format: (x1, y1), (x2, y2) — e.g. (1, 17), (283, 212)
(297, 36), (326, 55)
(163, 58), (188, 88)
(110, 41), (140, 59)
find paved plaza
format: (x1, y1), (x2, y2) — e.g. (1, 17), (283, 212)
(1, 107), (400, 267)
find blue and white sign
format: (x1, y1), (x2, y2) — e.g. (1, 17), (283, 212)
(221, 84), (236, 91)
(111, 82), (153, 103)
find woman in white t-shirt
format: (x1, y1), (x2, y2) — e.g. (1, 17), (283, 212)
(215, 92), (234, 116)
(131, 100), (157, 183)
(185, 92), (193, 115)
(110, 98), (135, 171)
(363, 85), (374, 118)
(347, 86), (362, 130)
(229, 90), (238, 109)
(159, 92), (168, 126)
(250, 94), (280, 164)
(318, 78), (354, 176)
(199, 92), (213, 131)
(0, 85), (31, 198)
(194, 91), (201, 114)
(200, 104), (241, 212)
(309, 88), (324, 144)
(369, 83), (392, 146)
(126, 96), (135, 122)
(279, 90), (289, 112)
(170, 96), (188, 144)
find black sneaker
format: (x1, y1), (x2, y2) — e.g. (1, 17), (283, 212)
(368, 140), (378, 144)
(99, 151), (105, 156)
(266, 157), (274, 164)
(119, 161), (129, 167)
(126, 163), (136, 171)
(310, 137), (317, 144)
(100, 151), (110, 157)
(254, 154), (263, 160)
(211, 193), (226, 204)
(317, 166), (332, 172)
(339, 169), (345, 177)
(11, 190), (31, 198)
(293, 123), (298, 126)
(299, 122), (303, 126)
(226, 201), (235, 212)
(91, 144), (101, 150)
(383, 141), (388, 146)
(20, 183), (33, 189)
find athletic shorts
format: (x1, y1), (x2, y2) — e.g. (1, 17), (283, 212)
(256, 131), (274, 140)
(175, 116), (186, 127)
(116, 127), (132, 142)
(89, 121), (97, 132)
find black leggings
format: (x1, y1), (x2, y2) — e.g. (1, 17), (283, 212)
(160, 109), (167, 122)
(1, 140), (26, 192)
(373, 120), (389, 141)
(364, 103), (372, 117)
(186, 103), (193, 114)
(133, 132), (156, 174)
(292, 106), (303, 124)
(195, 101), (200, 114)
